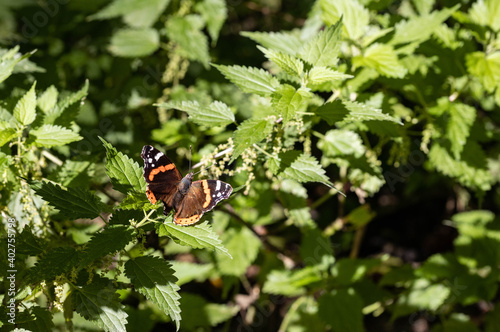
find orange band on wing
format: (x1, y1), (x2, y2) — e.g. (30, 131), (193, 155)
(148, 164), (175, 181)
(201, 180), (211, 208)
(174, 214), (202, 226)
(146, 187), (157, 204)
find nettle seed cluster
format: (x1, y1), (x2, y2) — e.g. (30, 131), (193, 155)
(197, 115), (309, 196)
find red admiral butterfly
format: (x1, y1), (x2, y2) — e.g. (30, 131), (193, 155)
(141, 145), (233, 226)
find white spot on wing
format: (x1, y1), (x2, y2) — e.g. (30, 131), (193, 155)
(148, 158), (152, 163)
(216, 180), (221, 191)
(155, 152), (162, 161)
(217, 192), (221, 197)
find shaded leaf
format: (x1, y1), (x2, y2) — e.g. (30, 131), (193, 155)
(32, 181), (104, 219)
(100, 137), (146, 194)
(263, 267), (322, 296)
(125, 256), (181, 330)
(169, 261), (213, 286)
(318, 289), (364, 332)
(81, 226), (135, 266)
(216, 227), (260, 276)
(72, 282), (128, 332)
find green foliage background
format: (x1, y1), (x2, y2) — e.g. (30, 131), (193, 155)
(1, 0), (500, 331)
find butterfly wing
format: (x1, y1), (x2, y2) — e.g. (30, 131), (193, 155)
(173, 180), (233, 226)
(141, 145), (182, 214)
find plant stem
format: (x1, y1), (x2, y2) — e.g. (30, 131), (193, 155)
(136, 209), (156, 228)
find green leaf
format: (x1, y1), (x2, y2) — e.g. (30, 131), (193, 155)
(307, 66), (352, 86)
(213, 64), (280, 96)
(263, 267), (322, 296)
(216, 227), (260, 276)
(320, 0), (369, 40)
(429, 142), (492, 191)
(194, 0), (227, 44)
(156, 219), (231, 258)
(318, 289), (364, 332)
(353, 43), (406, 78)
(280, 296), (325, 332)
(72, 282), (128, 332)
(30, 124), (82, 147)
(81, 226), (135, 266)
(315, 99), (402, 125)
(169, 261), (213, 286)
(118, 192), (156, 210)
(231, 118), (274, 162)
(56, 79), (89, 112)
(258, 46), (304, 77)
(446, 102), (476, 159)
(179, 293), (239, 329)
(44, 80), (89, 126)
(468, 0), (500, 32)
(241, 31), (303, 55)
(0, 123), (16, 147)
(272, 85), (312, 124)
(100, 137), (146, 194)
(166, 15), (210, 68)
(281, 154), (332, 186)
(22, 307), (55, 332)
(466, 51), (500, 93)
(109, 28), (159, 57)
(390, 5), (459, 45)
(0, 46), (33, 84)
(317, 129), (365, 158)
(125, 256), (181, 330)
(37, 85), (58, 114)
(90, 0), (170, 28)
(299, 19), (342, 67)
(16, 225), (45, 255)
(32, 181), (104, 219)
(485, 304), (500, 332)
(30, 246), (80, 281)
(393, 278), (451, 318)
(156, 100), (235, 127)
(331, 258), (380, 286)
(14, 81), (37, 126)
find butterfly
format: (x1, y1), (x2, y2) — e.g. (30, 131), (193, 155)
(141, 145), (233, 226)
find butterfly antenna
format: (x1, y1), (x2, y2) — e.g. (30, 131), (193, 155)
(189, 145), (192, 173)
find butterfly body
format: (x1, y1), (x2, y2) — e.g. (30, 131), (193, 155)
(141, 145), (232, 226)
